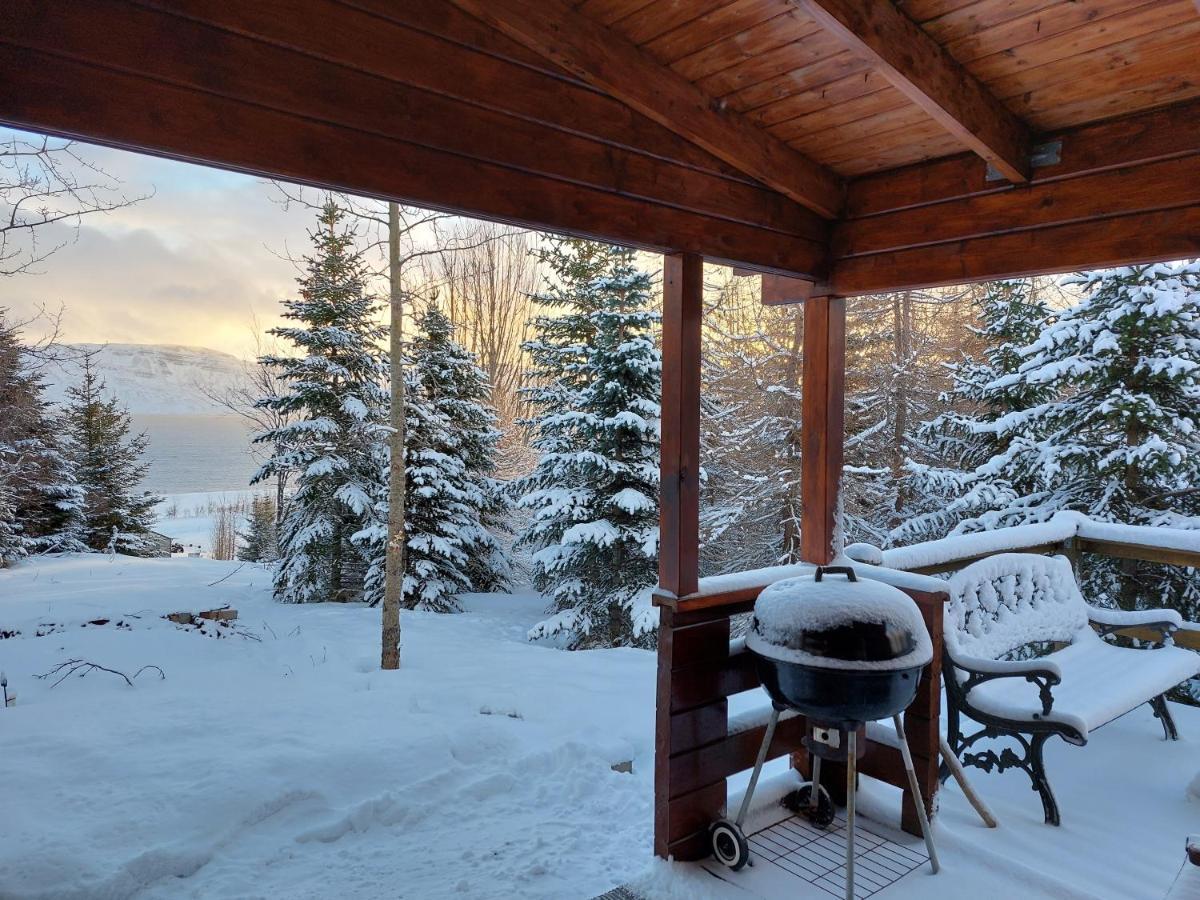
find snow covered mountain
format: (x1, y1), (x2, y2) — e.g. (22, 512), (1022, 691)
(42, 343), (251, 415)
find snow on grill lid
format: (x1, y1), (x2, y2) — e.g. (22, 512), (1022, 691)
(747, 573), (933, 671)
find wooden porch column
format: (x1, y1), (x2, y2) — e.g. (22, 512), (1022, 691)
(656, 252), (716, 860)
(658, 252), (703, 597)
(800, 296), (846, 564)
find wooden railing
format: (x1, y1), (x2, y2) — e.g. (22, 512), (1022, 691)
(653, 523), (1200, 861)
(652, 564), (948, 860)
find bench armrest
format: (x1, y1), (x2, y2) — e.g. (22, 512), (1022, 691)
(948, 651), (1062, 717)
(1087, 604), (1181, 642)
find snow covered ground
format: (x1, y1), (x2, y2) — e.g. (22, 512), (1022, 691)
(1, 554), (1197, 899)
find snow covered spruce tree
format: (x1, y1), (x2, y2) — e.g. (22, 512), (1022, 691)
(0, 312), (84, 565)
(253, 201), (390, 604)
(512, 238), (661, 649)
(941, 264), (1200, 615)
(896, 278), (1054, 543)
(237, 494), (279, 563)
(401, 303), (507, 612)
(61, 356), (158, 554)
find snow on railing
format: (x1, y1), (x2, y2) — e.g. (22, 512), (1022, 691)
(863, 511), (1200, 574)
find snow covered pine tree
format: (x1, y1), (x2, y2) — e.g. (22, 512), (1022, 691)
(253, 201), (390, 604)
(898, 278), (1054, 542)
(0, 311), (84, 565)
(922, 265), (1200, 620)
(512, 238), (661, 649)
(237, 495), (278, 564)
(61, 355), (157, 555)
(401, 303), (508, 612)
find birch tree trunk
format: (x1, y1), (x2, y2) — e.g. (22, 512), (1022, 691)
(381, 201), (407, 670)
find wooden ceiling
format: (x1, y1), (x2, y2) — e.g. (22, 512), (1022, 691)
(571, 0), (1200, 177)
(0, 0), (1197, 294)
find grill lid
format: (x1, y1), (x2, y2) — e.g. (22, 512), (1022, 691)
(747, 566), (933, 671)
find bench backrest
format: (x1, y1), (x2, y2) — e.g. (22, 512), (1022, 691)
(945, 553), (1089, 660)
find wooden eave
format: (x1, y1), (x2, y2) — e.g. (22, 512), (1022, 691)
(0, 0), (1198, 294)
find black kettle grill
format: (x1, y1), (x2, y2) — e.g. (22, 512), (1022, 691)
(709, 566), (939, 898)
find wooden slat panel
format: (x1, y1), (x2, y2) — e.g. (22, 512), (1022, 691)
(737, 56), (880, 124)
(671, 701), (730, 755)
(449, 0), (845, 217)
(669, 652), (759, 713)
(673, 8), (823, 84)
(16, 0), (823, 243)
(613, 0), (732, 46)
(641, 0), (787, 64)
(845, 98), (1200, 218)
(831, 205), (1200, 295)
(0, 43), (822, 275)
(694, 25), (844, 98)
(664, 782), (727, 859)
(835, 154), (1200, 258)
(670, 714), (809, 797)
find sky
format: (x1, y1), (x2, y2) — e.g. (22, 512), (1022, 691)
(0, 129), (326, 360)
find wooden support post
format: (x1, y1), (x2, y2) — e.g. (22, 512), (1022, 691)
(655, 251), (706, 860)
(800, 296), (846, 565)
(659, 252), (703, 597)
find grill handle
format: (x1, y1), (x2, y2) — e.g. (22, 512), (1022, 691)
(814, 565), (857, 583)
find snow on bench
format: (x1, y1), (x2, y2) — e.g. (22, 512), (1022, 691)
(943, 553), (1200, 825)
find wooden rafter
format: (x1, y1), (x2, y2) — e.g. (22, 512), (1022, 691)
(794, 0), (1032, 183)
(446, 0), (845, 218)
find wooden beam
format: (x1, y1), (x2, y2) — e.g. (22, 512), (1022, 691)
(659, 253), (703, 597)
(761, 274), (817, 306)
(447, 0), (845, 218)
(794, 0), (1031, 183)
(0, 39), (823, 276)
(835, 154), (1200, 259)
(831, 204), (1200, 295)
(800, 297), (846, 564)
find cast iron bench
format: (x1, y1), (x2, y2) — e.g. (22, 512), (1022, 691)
(942, 553), (1199, 825)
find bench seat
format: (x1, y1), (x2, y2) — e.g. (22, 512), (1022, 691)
(964, 637), (1200, 738)
(942, 553), (1199, 824)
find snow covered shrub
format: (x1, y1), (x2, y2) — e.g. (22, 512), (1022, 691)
(253, 201), (390, 604)
(512, 238), (661, 649)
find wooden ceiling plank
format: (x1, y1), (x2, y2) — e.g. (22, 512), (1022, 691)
(611, 0), (731, 46)
(734, 54), (876, 122)
(641, 0), (785, 64)
(447, 0), (845, 217)
(794, 0), (1032, 182)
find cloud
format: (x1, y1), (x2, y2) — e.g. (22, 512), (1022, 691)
(0, 134), (321, 358)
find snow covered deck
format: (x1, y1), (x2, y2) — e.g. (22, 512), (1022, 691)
(1, 554), (1197, 899)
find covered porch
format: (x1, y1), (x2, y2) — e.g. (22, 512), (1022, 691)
(3, 0), (1199, 896)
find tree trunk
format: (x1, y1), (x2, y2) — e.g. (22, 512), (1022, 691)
(891, 291), (912, 526)
(381, 201), (407, 670)
(781, 311), (804, 561)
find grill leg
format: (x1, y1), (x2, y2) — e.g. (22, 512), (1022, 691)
(893, 715), (940, 873)
(735, 707), (780, 828)
(810, 753), (823, 813)
(845, 729), (856, 900)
